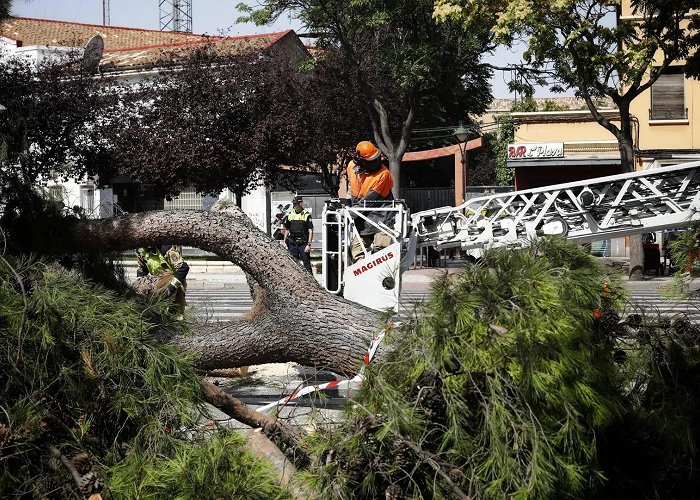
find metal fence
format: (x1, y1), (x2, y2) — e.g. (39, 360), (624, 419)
(399, 187), (455, 213)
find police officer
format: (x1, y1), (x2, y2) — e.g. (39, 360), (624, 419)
(283, 196), (314, 273)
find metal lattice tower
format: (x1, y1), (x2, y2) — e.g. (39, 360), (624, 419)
(159, 0), (193, 33)
(102, 0), (110, 25)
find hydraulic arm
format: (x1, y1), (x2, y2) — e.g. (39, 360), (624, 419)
(322, 161), (700, 311)
(412, 161), (700, 253)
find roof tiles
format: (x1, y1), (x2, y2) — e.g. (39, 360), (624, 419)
(1, 17), (206, 49)
(0, 17), (291, 70)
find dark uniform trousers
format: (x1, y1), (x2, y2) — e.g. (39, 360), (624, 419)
(285, 209), (314, 274)
(287, 239), (313, 273)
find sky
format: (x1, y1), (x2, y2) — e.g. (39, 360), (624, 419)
(9, 0), (543, 99)
(10, 1), (300, 37)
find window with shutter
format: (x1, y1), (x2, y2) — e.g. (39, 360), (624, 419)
(650, 68), (686, 120)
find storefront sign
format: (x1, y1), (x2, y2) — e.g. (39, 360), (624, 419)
(508, 142), (565, 159)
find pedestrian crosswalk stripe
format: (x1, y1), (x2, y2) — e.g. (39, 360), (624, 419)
(184, 286), (700, 322)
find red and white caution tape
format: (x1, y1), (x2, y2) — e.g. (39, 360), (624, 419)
(178, 322), (398, 437)
(255, 322), (397, 413)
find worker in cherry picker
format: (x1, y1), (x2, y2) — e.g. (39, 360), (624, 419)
(346, 140), (395, 263)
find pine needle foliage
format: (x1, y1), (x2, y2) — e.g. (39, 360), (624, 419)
(593, 308), (700, 497)
(0, 255), (288, 498)
(109, 430), (292, 499)
(300, 238), (624, 499)
(1, 179), (131, 296)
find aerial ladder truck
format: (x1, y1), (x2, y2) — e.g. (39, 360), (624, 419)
(321, 161), (700, 311)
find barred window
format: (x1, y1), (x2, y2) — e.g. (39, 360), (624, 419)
(47, 185), (65, 203)
(651, 68), (686, 120)
(164, 188), (203, 210)
(80, 185), (95, 212)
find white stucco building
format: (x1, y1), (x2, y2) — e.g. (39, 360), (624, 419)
(1, 17), (311, 237)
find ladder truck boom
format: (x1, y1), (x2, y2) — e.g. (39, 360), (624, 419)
(322, 161), (700, 311)
(413, 161), (700, 253)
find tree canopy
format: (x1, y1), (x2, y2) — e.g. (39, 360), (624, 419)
(435, 0), (700, 172)
(238, 0), (494, 194)
(0, 1), (8, 21)
(0, 56), (101, 186)
(0, 46), (374, 208)
(434, 0), (700, 280)
(94, 52), (373, 199)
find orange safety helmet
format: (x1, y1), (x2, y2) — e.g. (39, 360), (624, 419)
(355, 141), (381, 161)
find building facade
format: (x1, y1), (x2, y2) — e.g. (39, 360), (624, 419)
(624, 1), (700, 168)
(1, 17), (309, 235)
(488, 1), (700, 258)
(506, 108), (622, 190)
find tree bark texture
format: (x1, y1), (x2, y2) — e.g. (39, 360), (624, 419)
(200, 379), (303, 446)
(628, 234), (645, 281)
(616, 106), (645, 281)
(48, 207), (383, 374)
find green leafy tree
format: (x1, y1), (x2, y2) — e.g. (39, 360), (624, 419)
(436, 0), (700, 173)
(492, 113), (516, 185)
(238, 0), (494, 195)
(469, 114), (516, 186)
(436, 0), (700, 280)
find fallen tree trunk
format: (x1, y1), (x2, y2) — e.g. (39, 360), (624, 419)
(237, 429), (311, 500)
(44, 207), (383, 375)
(200, 379), (303, 446)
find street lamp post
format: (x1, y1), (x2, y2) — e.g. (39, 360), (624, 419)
(453, 124), (471, 203)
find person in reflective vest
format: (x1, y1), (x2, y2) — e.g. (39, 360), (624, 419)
(346, 140), (395, 262)
(134, 244), (190, 319)
(283, 196), (314, 273)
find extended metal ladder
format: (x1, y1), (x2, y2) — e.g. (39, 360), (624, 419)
(412, 161), (700, 252)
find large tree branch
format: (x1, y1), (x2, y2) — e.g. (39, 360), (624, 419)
(396, 87), (418, 159)
(39, 208), (383, 374)
(631, 57), (673, 100)
(568, 48), (622, 141)
(200, 379), (303, 447)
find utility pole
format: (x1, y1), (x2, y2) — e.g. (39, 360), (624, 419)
(159, 0), (193, 33)
(102, 0), (110, 26)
